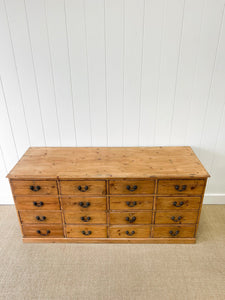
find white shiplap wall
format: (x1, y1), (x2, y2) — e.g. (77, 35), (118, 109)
(0, 0), (225, 204)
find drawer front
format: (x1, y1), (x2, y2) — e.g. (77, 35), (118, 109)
(157, 179), (205, 195)
(156, 197), (201, 210)
(109, 180), (155, 195)
(19, 210), (62, 224)
(110, 212), (152, 225)
(64, 211), (107, 224)
(154, 211), (198, 224)
(22, 225), (64, 238)
(11, 180), (58, 195)
(61, 197), (106, 211)
(152, 226), (195, 238)
(60, 180), (106, 195)
(110, 196), (153, 210)
(109, 226), (151, 238)
(15, 196), (60, 210)
(66, 225), (107, 238)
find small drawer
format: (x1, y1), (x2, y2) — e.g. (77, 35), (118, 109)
(109, 225), (151, 238)
(19, 210), (62, 224)
(157, 179), (205, 195)
(15, 196), (60, 210)
(110, 212), (152, 225)
(64, 211), (107, 224)
(66, 225), (107, 238)
(61, 197), (106, 211)
(11, 180), (58, 195)
(152, 225), (195, 238)
(156, 197), (201, 210)
(60, 180), (106, 195)
(22, 225), (64, 238)
(109, 180), (155, 195)
(154, 211), (198, 224)
(110, 196), (153, 210)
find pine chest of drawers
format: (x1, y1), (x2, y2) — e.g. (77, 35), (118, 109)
(7, 146), (209, 244)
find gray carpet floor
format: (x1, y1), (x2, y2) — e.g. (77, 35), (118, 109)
(0, 205), (224, 300)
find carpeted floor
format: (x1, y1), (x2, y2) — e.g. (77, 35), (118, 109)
(0, 205), (224, 300)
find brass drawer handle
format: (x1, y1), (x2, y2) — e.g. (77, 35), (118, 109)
(79, 202), (90, 208)
(36, 216), (46, 221)
(126, 201), (137, 207)
(126, 230), (135, 236)
(169, 230), (179, 237)
(82, 230), (92, 236)
(33, 201), (44, 207)
(78, 185), (88, 192)
(175, 185), (187, 192)
(81, 216), (91, 222)
(173, 201), (184, 207)
(30, 185), (41, 192)
(125, 216), (136, 223)
(126, 185), (137, 192)
(171, 216), (182, 222)
(37, 230), (50, 236)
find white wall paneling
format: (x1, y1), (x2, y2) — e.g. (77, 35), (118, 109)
(0, 0), (225, 204)
(105, 0), (124, 146)
(123, 0), (145, 146)
(85, 0), (107, 146)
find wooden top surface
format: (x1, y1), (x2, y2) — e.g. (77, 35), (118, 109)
(7, 147), (209, 179)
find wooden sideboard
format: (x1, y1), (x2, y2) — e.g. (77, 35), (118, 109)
(7, 147), (209, 243)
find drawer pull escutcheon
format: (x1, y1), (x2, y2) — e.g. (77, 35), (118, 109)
(126, 185), (137, 192)
(126, 230), (135, 236)
(82, 230), (92, 236)
(175, 185), (187, 192)
(33, 201), (44, 207)
(173, 201), (184, 207)
(37, 230), (50, 236)
(79, 202), (90, 208)
(36, 216), (46, 221)
(126, 201), (137, 207)
(169, 230), (179, 237)
(125, 216), (136, 223)
(171, 216), (182, 222)
(78, 185), (88, 192)
(30, 185), (41, 192)
(81, 216), (91, 222)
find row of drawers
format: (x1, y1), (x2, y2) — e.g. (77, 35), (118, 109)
(11, 179), (206, 195)
(22, 224), (196, 238)
(19, 210), (199, 225)
(15, 196), (202, 210)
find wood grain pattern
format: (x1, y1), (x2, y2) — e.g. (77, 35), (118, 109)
(154, 211), (198, 224)
(60, 180), (106, 195)
(110, 196), (153, 210)
(15, 196), (60, 210)
(7, 147), (210, 179)
(157, 179), (205, 195)
(109, 180), (155, 194)
(155, 197), (201, 210)
(152, 225), (195, 238)
(109, 225), (151, 238)
(19, 210), (62, 224)
(22, 225), (64, 238)
(61, 196), (106, 211)
(110, 212), (152, 225)
(11, 180), (58, 195)
(22, 238), (196, 244)
(66, 225), (107, 238)
(7, 146), (209, 244)
(64, 211), (107, 224)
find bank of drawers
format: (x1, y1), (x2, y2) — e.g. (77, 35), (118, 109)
(12, 180), (64, 238)
(11, 179), (204, 239)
